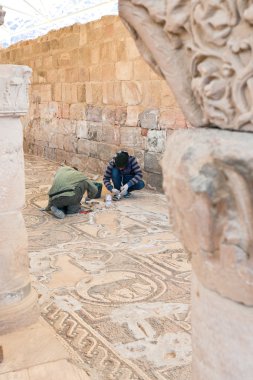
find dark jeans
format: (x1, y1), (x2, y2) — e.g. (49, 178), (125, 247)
(49, 186), (83, 214)
(111, 168), (145, 192)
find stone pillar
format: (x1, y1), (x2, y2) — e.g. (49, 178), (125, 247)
(163, 128), (253, 379)
(0, 65), (39, 335)
(119, 1), (253, 379)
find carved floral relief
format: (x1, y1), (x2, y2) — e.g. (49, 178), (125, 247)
(119, 0), (253, 131)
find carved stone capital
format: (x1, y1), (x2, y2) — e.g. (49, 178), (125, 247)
(163, 129), (253, 305)
(0, 65), (32, 117)
(119, 1), (253, 131)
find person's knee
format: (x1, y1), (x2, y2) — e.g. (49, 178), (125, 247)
(137, 180), (145, 190)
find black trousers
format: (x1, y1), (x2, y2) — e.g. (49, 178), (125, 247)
(49, 186), (83, 214)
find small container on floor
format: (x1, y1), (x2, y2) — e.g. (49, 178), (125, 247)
(105, 194), (112, 208)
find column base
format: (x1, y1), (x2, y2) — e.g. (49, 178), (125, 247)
(0, 289), (39, 335)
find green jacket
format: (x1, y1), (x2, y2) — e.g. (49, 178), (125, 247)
(48, 166), (98, 200)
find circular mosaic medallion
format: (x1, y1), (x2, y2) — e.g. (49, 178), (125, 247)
(76, 270), (165, 305)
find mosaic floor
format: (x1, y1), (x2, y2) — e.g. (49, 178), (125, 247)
(24, 154), (192, 380)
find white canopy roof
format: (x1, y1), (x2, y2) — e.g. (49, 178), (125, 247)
(0, 0), (118, 47)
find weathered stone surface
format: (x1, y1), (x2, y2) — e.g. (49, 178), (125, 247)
(0, 65), (31, 116)
(120, 0), (253, 132)
(192, 272), (253, 380)
(146, 172), (163, 192)
(163, 128), (253, 305)
(102, 124), (120, 145)
(121, 81), (142, 105)
(144, 152), (162, 174)
(0, 119), (25, 212)
(120, 126), (144, 149)
(0, 65), (38, 334)
(86, 105), (103, 123)
(87, 122), (103, 142)
(146, 130), (167, 153)
(138, 109), (160, 130)
(97, 143), (117, 162)
(76, 121), (88, 139)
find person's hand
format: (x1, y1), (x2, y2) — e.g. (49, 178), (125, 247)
(120, 184), (129, 196)
(112, 188), (120, 195)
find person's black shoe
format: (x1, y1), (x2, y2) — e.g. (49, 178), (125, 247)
(50, 206), (65, 219)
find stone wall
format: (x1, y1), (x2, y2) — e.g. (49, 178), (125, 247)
(0, 16), (188, 191)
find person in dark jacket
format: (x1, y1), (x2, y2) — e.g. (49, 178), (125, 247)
(44, 166), (98, 219)
(103, 151), (145, 199)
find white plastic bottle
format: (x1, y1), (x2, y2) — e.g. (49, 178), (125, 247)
(105, 194), (112, 208)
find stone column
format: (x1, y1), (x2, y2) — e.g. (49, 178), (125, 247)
(163, 128), (253, 379)
(0, 65), (39, 335)
(119, 1), (253, 379)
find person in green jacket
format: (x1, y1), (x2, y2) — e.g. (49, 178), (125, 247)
(44, 166), (98, 219)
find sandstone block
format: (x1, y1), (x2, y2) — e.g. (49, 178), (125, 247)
(115, 61), (133, 80)
(39, 84), (52, 102)
(146, 172), (163, 192)
(52, 83), (62, 102)
(77, 84), (86, 102)
(79, 28), (87, 46)
(90, 47), (101, 65)
(43, 55), (53, 68)
(63, 135), (77, 153)
(79, 46), (91, 67)
(126, 106), (141, 127)
(115, 107), (127, 125)
(90, 65), (102, 81)
(102, 107), (116, 126)
(133, 59), (151, 80)
(144, 151), (162, 174)
(46, 69), (58, 84)
(60, 102), (70, 119)
(65, 67), (79, 83)
(120, 126), (144, 148)
(141, 81), (161, 107)
(101, 42), (117, 62)
(76, 121), (88, 139)
(87, 122), (103, 142)
(79, 67), (90, 82)
(102, 64), (115, 81)
(146, 130), (167, 153)
(77, 138), (90, 155)
(159, 109), (176, 129)
(50, 38), (60, 50)
(69, 103), (85, 120)
(102, 24), (115, 41)
(62, 34), (79, 50)
(86, 83), (103, 104)
(58, 119), (76, 135)
(125, 37), (140, 60)
(57, 68), (66, 83)
(102, 124), (120, 145)
(121, 81), (142, 105)
(86, 105), (103, 122)
(138, 108), (160, 129)
(61, 83), (72, 103)
(97, 143), (117, 162)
